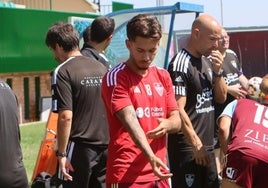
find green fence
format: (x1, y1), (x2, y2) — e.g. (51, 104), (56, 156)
(0, 7), (98, 73)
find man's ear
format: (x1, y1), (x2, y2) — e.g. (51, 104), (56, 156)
(105, 35), (113, 43)
(55, 43), (60, 50)
(55, 43), (64, 52)
(193, 28), (200, 39)
(125, 39), (131, 50)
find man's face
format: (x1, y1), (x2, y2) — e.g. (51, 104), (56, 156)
(126, 36), (160, 70)
(195, 21), (222, 57)
(199, 30), (221, 57)
(218, 31), (230, 52)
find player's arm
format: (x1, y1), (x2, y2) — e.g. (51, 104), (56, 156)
(57, 109), (72, 155)
(227, 84), (247, 99)
(239, 74), (249, 90)
(177, 95), (210, 167)
(115, 105), (172, 179)
(166, 109), (181, 133)
(218, 116), (231, 154)
(217, 100), (237, 154)
(213, 76), (227, 103)
(57, 109), (74, 180)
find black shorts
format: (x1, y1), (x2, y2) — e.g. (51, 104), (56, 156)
(58, 141), (108, 188)
(168, 149), (219, 188)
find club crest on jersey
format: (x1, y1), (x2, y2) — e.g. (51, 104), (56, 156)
(185, 174), (195, 187)
(154, 83), (164, 96)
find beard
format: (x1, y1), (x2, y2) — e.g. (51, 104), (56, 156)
(138, 65), (149, 70)
(137, 60), (151, 70)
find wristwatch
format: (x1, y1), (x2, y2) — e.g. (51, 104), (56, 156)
(213, 69), (223, 78)
(56, 150), (67, 157)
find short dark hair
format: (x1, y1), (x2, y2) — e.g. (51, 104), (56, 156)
(83, 16), (115, 43)
(45, 22), (79, 52)
(126, 14), (162, 41)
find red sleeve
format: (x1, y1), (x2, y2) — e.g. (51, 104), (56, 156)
(111, 72), (132, 114)
(101, 69), (132, 115)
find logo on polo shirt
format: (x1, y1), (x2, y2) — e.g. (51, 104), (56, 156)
(81, 76), (102, 86)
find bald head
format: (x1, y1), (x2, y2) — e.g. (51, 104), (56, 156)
(187, 14), (222, 58)
(192, 14), (221, 32)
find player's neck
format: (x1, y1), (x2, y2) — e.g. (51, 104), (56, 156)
(125, 60), (148, 77)
(88, 41), (106, 53)
(69, 50), (82, 58)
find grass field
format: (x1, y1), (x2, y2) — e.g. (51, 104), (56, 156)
(20, 122), (46, 183)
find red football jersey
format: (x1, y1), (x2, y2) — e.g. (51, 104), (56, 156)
(102, 63), (178, 183)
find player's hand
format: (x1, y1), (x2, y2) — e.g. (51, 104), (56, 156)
(146, 118), (168, 139)
(58, 157), (74, 181)
(192, 144), (210, 167)
(149, 155), (173, 180)
(228, 84), (247, 99)
(208, 50), (223, 73)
